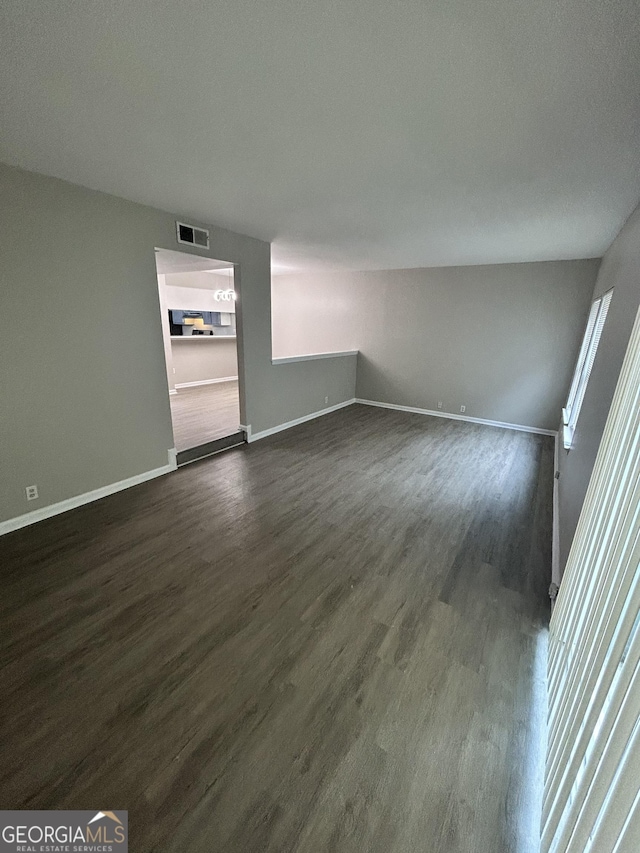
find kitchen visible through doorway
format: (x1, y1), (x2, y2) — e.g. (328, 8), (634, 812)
(155, 247), (243, 462)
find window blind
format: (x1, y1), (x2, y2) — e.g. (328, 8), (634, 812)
(543, 304), (640, 853)
(566, 299), (601, 420)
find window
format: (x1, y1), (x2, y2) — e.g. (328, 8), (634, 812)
(563, 289), (613, 449)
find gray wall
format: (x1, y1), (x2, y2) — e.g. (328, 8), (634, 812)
(171, 340), (238, 385)
(0, 163), (356, 526)
(558, 202), (640, 569)
(273, 260), (600, 431)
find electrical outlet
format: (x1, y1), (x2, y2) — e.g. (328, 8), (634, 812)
(324, 396), (329, 405)
(437, 401), (443, 410)
(460, 405), (466, 413)
(26, 484), (38, 501)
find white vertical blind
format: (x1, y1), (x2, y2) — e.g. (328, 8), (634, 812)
(543, 304), (640, 853)
(565, 298), (601, 419)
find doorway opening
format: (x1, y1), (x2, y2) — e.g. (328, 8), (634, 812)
(155, 247), (243, 464)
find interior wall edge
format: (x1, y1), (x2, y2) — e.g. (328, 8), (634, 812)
(0, 454), (177, 537)
(355, 398), (558, 436)
(552, 424), (561, 593)
(271, 261), (598, 434)
(556, 200), (640, 572)
(0, 162), (359, 521)
(248, 398), (356, 442)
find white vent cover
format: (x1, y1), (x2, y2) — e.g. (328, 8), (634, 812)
(176, 221), (210, 249)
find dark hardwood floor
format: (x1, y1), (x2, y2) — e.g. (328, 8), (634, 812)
(0, 405), (552, 852)
(170, 381), (240, 450)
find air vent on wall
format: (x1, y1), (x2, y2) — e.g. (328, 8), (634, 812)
(176, 221), (210, 249)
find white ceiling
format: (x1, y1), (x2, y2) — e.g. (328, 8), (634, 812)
(154, 248), (232, 275)
(1, 0), (639, 271)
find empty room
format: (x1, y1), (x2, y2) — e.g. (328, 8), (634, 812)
(1, 2), (640, 852)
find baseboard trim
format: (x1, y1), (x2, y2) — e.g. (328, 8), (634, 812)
(2, 399), (553, 535)
(247, 397), (556, 444)
(248, 399), (356, 443)
(169, 388), (178, 395)
(174, 376), (238, 390)
(354, 399), (557, 436)
(0, 453), (176, 536)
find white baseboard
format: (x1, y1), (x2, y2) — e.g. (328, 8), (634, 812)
(354, 399), (557, 436)
(169, 388), (177, 395)
(247, 397), (556, 445)
(174, 376), (238, 390)
(248, 398), (356, 443)
(0, 451), (177, 536)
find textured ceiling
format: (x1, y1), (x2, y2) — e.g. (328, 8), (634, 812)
(1, 0), (639, 271)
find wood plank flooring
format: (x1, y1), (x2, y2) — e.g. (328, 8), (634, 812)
(170, 381), (240, 450)
(0, 405), (552, 852)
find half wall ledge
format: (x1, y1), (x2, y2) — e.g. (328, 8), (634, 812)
(271, 350), (358, 365)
